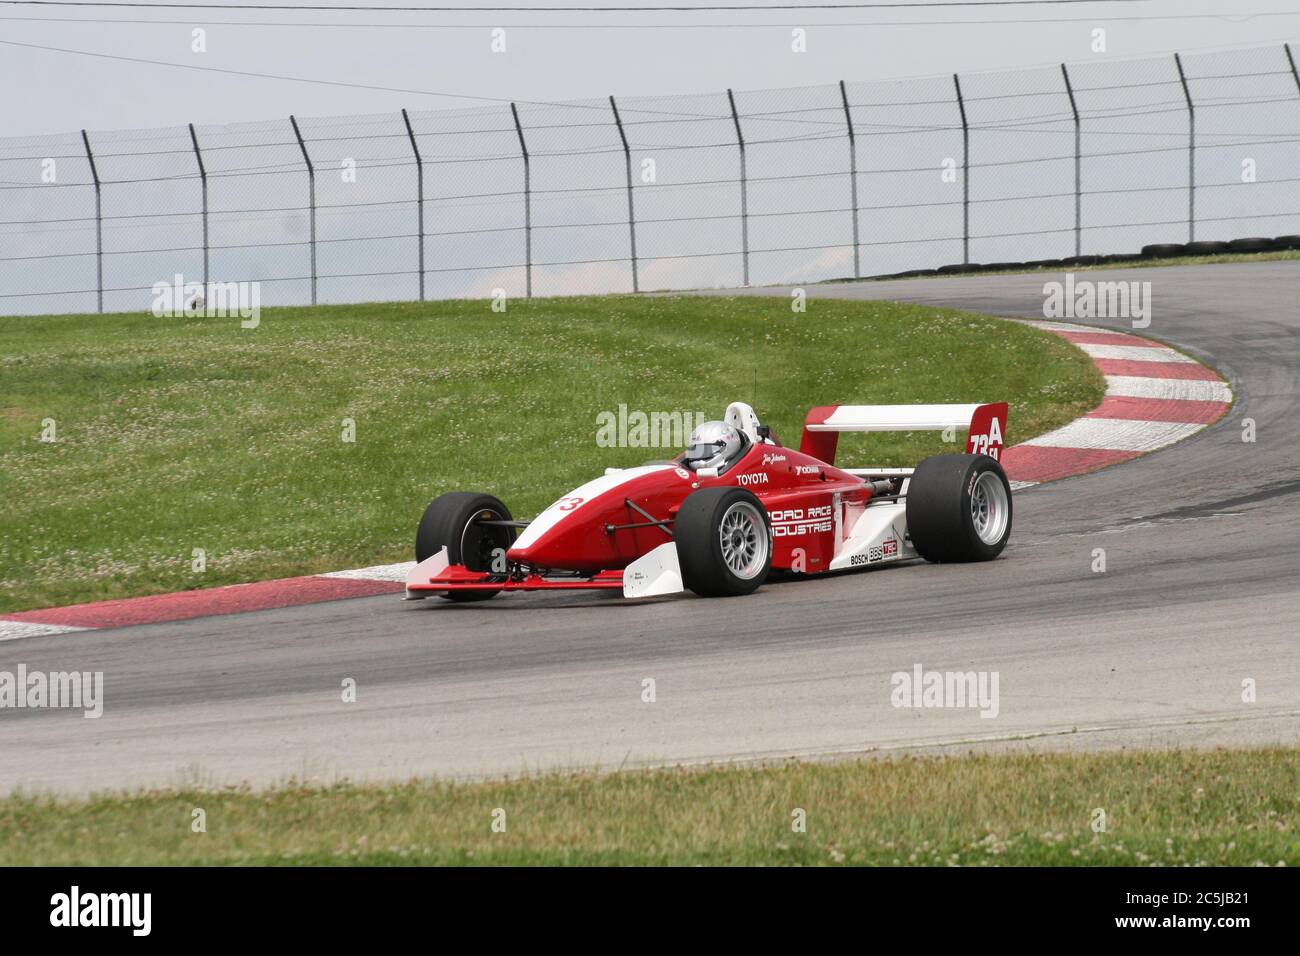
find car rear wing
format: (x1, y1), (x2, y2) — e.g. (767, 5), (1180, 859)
(799, 402), (1008, 466)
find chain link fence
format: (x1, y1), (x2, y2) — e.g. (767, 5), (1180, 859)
(4, 44), (1300, 316)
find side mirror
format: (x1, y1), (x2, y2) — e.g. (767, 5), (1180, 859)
(696, 466), (719, 478)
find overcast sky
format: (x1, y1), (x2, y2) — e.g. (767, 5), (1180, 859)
(3, 1), (1299, 138)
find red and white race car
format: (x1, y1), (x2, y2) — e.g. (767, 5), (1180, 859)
(406, 401), (1011, 601)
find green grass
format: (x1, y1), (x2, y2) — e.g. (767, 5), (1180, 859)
(0, 295), (1102, 613)
(1, 749), (1295, 865)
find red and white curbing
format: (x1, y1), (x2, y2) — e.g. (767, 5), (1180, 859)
(0, 572), (408, 642)
(999, 320), (1232, 488)
(0, 320), (1231, 639)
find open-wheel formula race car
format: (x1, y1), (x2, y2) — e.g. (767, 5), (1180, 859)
(406, 400), (1012, 601)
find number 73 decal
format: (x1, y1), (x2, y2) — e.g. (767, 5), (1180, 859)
(969, 434), (1000, 459)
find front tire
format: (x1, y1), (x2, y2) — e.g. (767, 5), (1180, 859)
(415, 492), (514, 602)
(905, 454), (1012, 563)
(675, 487), (772, 597)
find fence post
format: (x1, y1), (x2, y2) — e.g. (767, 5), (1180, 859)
(510, 102), (532, 300)
(1289, 44), (1300, 220)
(1173, 53), (1195, 243)
(1060, 64), (1082, 258)
(289, 115), (317, 305)
(80, 129), (102, 313)
(609, 95), (639, 294)
(727, 88), (749, 286)
(953, 73), (969, 265)
(188, 123), (208, 290)
(839, 80), (861, 279)
(401, 108), (425, 302)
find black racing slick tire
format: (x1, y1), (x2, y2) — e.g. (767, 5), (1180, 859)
(1140, 243), (1187, 259)
(905, 454), (1012, 563)
(675, 487), (773, 597)
(1226, 237), (1278, 253)
(415, 492), (514, 602)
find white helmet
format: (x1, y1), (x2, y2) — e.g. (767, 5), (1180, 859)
(683, 420), (743, 472)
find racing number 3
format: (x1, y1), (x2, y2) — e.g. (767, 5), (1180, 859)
(969, 434), (999, 459)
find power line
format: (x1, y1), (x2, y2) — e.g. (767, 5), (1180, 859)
(7, 31), (1295, 132)
(5, 8), (1295, 28)
(0, 35), (1012, 129)
(5, 30), (1298, 136)
(0, 36), (609, 113)
(0, 1), (1160, 14)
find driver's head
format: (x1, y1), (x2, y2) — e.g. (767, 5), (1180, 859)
(683, 420), (742, 471)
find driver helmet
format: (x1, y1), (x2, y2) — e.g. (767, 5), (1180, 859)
(683, 420), (743, 471)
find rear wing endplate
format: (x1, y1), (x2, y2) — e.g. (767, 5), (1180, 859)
(799, 402), (1008, 466)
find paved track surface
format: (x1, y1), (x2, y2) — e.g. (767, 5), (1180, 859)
(4, 262), (1298, 795)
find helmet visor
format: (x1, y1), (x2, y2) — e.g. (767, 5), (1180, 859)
(684, 440), (725, 462)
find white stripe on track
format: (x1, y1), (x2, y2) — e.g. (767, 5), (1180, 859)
(1024, 417), (1206, 452)
(319, 562), (416, 582)
(1105, 375), (1233, 403)
(1023, 320), (1100, 332)
(1077, 343), (1195, 363)
(0, 620), (89, 642)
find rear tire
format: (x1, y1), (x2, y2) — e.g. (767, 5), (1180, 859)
(415, 492), (513, 602)
(905, 454), (1012, 563)
(675, 487), (772, 597)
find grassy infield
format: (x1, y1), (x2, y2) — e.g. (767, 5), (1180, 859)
(3, 289), (1292, 865)
(2, 751), (1294, 866)
(1, 294), (1099, 614)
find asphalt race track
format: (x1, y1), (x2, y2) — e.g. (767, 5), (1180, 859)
(3, 261), (1298, 795)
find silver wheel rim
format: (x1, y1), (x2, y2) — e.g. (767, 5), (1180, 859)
(719, 501), (769, 579)
(970, 471), (1010, 545)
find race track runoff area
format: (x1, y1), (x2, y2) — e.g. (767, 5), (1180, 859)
(1, 264), (1297, 867)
